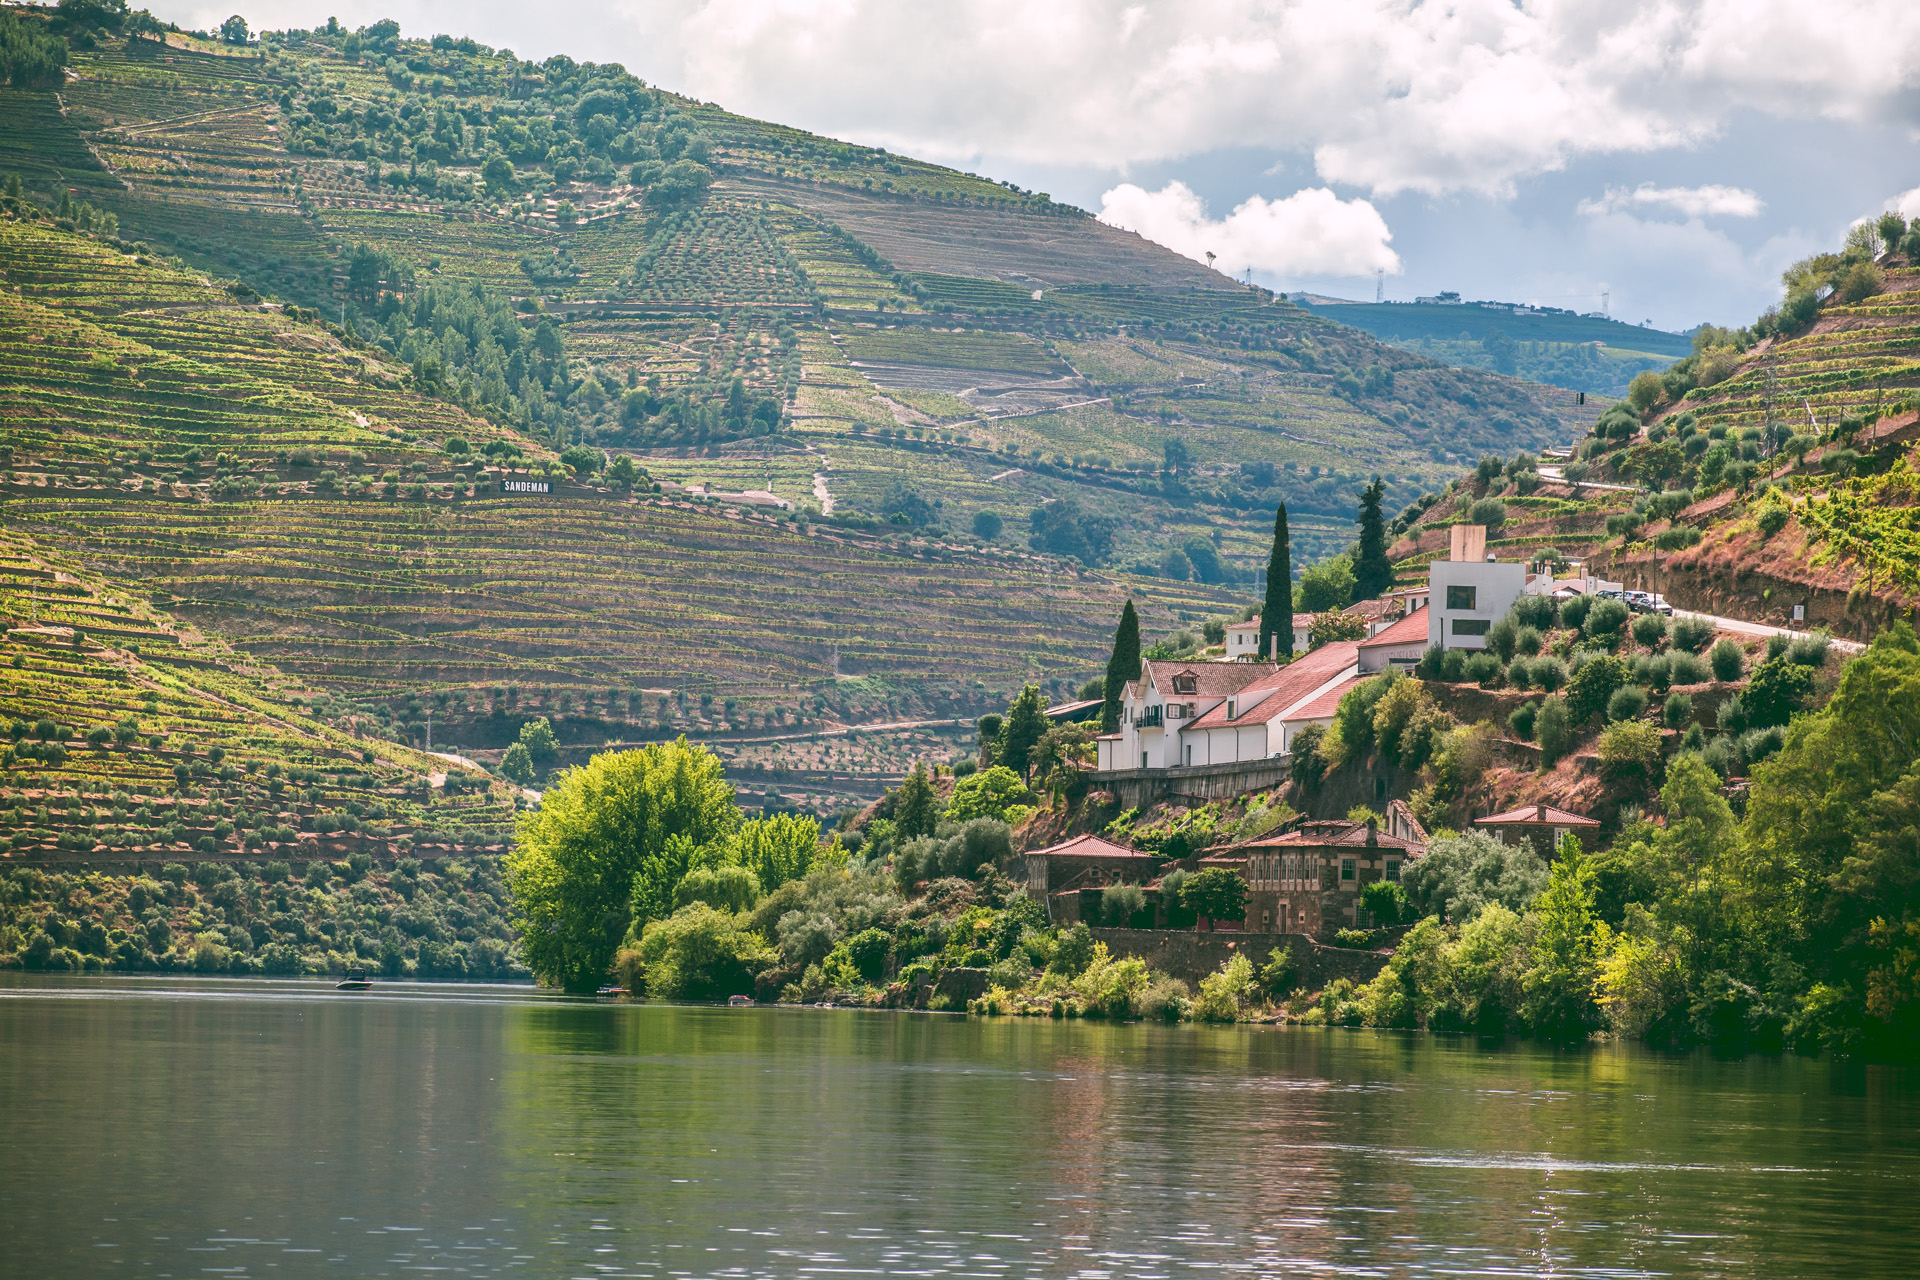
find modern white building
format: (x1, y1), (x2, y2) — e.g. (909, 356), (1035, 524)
(1095, 640), (1362, 772)
(1428, 524), (1528, 652)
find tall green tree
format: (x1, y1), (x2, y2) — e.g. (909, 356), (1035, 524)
(506, 740), (739, 990)
(1101, 600), (1141, 733)
(999, 684), (1049, 781)
(1259, 503), (1294, 662)
(1354, 476), (1393, 600)
(894, 762), (937, 839)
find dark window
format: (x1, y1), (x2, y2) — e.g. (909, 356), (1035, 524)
(1385, 860), (1401, 883)
(1173, 674), (1196, 694)
(1446, 584), (1477, 610)
(1452, 618), (1491, 636)
(1341, 858), (1355, 882)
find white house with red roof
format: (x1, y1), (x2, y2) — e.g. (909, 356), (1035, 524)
(1095, 640), (1362, 773)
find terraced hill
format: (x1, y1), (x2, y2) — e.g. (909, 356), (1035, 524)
(1385, 224), (1920, 644)
(0, 13), (1587, 575)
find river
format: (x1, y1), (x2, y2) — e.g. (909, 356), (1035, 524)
(1, 973), (1915, 1277)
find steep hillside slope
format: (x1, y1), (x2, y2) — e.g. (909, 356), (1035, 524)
(2, 12), (1586, 580)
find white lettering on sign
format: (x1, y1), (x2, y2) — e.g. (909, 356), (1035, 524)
(503, 479), (550, 494)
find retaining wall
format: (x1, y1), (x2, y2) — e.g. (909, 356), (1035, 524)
(1089, 927), (1390, 989)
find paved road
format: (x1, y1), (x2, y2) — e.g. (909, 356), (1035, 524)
(1671, 608), (1864, 654)
(1538, 464), (1639, 493)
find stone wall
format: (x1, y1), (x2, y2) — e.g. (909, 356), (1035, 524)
(1089, 927), (1389, 989)
(1092, 757), (1294, 809)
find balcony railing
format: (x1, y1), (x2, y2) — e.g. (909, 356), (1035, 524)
(1135, 707), (1162, 728)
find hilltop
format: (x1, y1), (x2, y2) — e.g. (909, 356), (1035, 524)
(1298, 294), (1692, 398)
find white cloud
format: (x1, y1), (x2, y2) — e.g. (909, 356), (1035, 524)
(171, 0), (1920, 199)
(1891, 186), (1920, 221)
(1578, 184), (1766, 219)
(1098, 181), (1399, 280)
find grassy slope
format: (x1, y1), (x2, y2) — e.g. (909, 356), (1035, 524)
(24, 25), (1589, 574)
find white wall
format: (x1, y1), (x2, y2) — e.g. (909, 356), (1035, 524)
(1428, 561), (1527, 651)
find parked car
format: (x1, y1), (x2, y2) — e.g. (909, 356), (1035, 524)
(1626, 591), (1672, 615)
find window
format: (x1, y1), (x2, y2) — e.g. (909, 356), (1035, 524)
(1141, 751), (1148, 769)
(1446, 584), (1477, 610)
(1452, 618), (1491, 636)
(1184, 745), (1192, 766)
(1341, 858), (1356, 882)
(1385, 860), (1400, 883)
(1173, 673), (1197, 694)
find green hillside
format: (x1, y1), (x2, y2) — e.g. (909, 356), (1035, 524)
(1298, 297), (1691, 398)
(0, 6), (1598, 837)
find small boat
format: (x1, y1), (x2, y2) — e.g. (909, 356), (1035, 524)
(336, 968), (372, 991)
(727, 994), (754, 1006)
(595, 985), (629, 997)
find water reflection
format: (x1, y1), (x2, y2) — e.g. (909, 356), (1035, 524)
(1, 974), (1915, 1277)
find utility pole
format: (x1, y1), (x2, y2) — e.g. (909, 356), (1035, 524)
(1375, 269), (1384, 303)
(1601, 289), (1610, 317)
(425, 710), (432, 752)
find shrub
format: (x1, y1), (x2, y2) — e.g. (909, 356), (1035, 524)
(986, 953), (1032, 992)
(1668, 651), (1709, 685)
(1465, 651), (1504, 686)
(1193, 953), (1255, 1022)
(1630, 613), (1668, 649)
(1663, 690), (1693, 729)
(1048, 922), (1095, 977)
(1530, 655), (1568, 692)
(636, 903), (776, 999)
(1654, 526), (1702, 551)
(1565, 654), (1629, 724)
(1402, 831), (1549, 922)
(1744, 657), (1815, 728)
(1709, 638), (1746, 682)
(1786, 631), (1830, 666)
(1599, 720), (1664, 779)
(1607, 684), (1649, 722)
(1584, 597), (1630, 640)
(1736, 725), (1787, 769)
(1142, 975), (1190, 1022)
(1557, 594), (1592, 631)
(1756, 500), (1790, 538)
(1507, 657), (1532, 689)
(1515, 624), (1544, 657)
(1467, 497), (1506, 531)
(1535, 696), (1572, 766)
(1360, 880), (1407, 927)
(1670, 616), (1713, 653)
(1101, 882), (1147, 926)
(1258, 944), (1298, 995)
(1508, 700), (1539, 741)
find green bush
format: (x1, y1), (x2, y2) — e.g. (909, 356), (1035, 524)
(1663, 690), (1693, 729)
(1607, 684), (1650, 722)
(635, 903), (776, 999)
(1048, 922), (1095, 977)
(1584, 598), (1630, 640)
(1756, 500), (1790, 538)
(1529, 655), (1568, 691)
(1193, 953), (1255, 1022)
(1558, 594), (1592, 631)
(1536, 696), (1572, 766)
(1361, 880), (1407, 927)
(1709, 638), (1746, 682)
(1630, 613), (1668, 648)
(1101, 882), (1147, 926)
(1508, 700), (1538, 741)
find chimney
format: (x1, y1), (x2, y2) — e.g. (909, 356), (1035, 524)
(1450, 524), (1487, 564)
(1536, 803), (1547, 822)
(1366, 817), (1378, 847)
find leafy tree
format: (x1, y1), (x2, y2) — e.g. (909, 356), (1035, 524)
(1743, 656), (1815, 728)
(673, 864), (761, 913)
(1627, 372), (1663, 414)
(1182, 535), (1233, 584)
(1402, 831), (1548, 923)
(1467, 497), (1506, 531)
(893, 762), (937, 839)
(1297, 554), (1355, 612)
(972, 509), (1003, 539)
(1521, 845), (1606, 1039)
(647, 158), (713, 207)
(481, 155), (515, 193)
(220, 13), (248, 43)
(1361, 880), (1407, 928)
(1535, 694), (1572, 765)
(0, 12), (70, 89)
(731, 813), (819, 893)
(632, 903), (774, 999)
(1101, 600), (1140, 733)
(506, 740), (739, 989)
(1102, 883), (1147, 926)
(501, 742), (535, 785)
(1709, 638), (1746, 682)
(1180, 867), (1248, 928)
(945, 766), (1036, 824)
(1565, 655), (1629, 724)
(1031, 723), (1095, 796)
(1353, 476), (1393, 599)
(1308, 609), (1369, 649)
(1028, 498), (1117, 565)
(1259, 503), (1294, 662)
(519, 716), (558, 764)
(998, 684), (1048, 781)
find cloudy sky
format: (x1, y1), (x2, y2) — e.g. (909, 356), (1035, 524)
(171, 0), (1920, 331)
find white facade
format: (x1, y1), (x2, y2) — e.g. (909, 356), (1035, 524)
(1225, 616), (1312, 661)
(1095, 645), (1361, 774)
(1427, 560), (1528, 652)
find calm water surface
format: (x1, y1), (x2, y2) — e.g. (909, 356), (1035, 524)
(1, 973), (1916, 1278)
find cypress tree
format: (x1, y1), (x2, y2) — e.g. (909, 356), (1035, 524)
(894, 761), (937, 839)
(1101, 600), (1141, 733)
(1259, 504), (1294, 662)
(1000, 684), (1049, 781)
(1354, 476), (1393, 600)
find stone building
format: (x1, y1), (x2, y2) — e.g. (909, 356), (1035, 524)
(1473, 803), (1601, 858)
(1205, 816), (1426, 937)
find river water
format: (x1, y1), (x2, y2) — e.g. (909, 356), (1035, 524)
(2, 974), (1915, 1278)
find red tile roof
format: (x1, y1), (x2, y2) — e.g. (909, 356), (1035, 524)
(1025, 833), (1156, 860)
(1476, 803), (1600, 827)
(1145, 659), (1278, 700)
(1183, 641), (1360, 730)
(1357, 607), (1432, 649)
(1283, 673), (1363, 721)
(1241, 818), (1424, 852)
